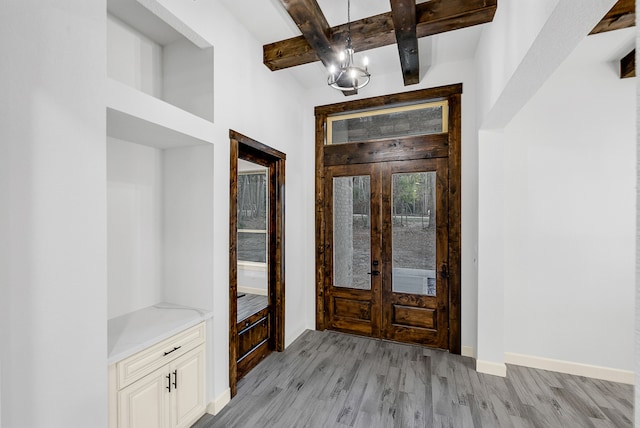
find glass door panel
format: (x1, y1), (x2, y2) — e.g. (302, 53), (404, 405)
(332, 175), (371, 290)
(391, 172), (436, 296)
(381, 159), (449, 349)
(325, 163), (381, 338)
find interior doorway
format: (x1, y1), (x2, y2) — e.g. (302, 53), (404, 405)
(229, 130), (285, 397)
(315, 85), (462, 353)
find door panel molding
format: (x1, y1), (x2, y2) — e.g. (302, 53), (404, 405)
(315, 84), (462, 353)
(229, 130), (285, 397)
(323, 163), (382, 338)
(381, 158), (449, 348)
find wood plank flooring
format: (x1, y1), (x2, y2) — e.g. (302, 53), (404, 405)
(193, 330), (633, 428)
(237, 293), (268, 323)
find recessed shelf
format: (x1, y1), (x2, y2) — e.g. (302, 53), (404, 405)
(107, 78), (213, 149)
(107, 0), (213, 122)
(105, 1), (215, 365)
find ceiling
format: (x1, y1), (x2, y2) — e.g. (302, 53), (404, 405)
(218, 0), (487, 90)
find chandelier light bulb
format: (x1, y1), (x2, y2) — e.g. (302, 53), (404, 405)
(329, 64), (336, 75)
(339, 51), (345, 62)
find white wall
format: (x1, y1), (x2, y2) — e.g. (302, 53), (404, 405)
(107, 138), (164, 319)
(139, 0), (310, 403)
(0, 1), (107, 426)
(163, 145), (215, 309)
(634, 8), (639, 425)
(475, 0), (560, 127)
(474, 0), (618, 372)
(504, 28), (636, 372)
(107, 13), (163, 98)
(163, 40), (214, 122)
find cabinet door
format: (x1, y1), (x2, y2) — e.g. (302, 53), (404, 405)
(119, 367), (170, 428)
(172, 346), (206, 428)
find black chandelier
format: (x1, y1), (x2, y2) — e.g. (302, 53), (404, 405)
(327, 0), (371, 91)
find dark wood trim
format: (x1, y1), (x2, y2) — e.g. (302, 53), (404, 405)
(315, 84), (462, 116)
(229, 130), (287, 161)
(590, 0), (635, 35)
(315, 114), (327, 331)
(446, 92), (462, 355)
(274, 157), (286, 352)
(314, 85), (462, 354)
(324, 134), (449, 166)
(229, 130), (286, 398)
(390, 0), (420, 86)
(264, 0), (496, 71)
(621, 49), (635, 79)
(228, 137), (239, 398)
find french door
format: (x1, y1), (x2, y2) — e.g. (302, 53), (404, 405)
(324, 158), (449, 349)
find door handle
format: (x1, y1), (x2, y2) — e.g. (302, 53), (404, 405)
(367, 270), (380, 276)
(440, 263), (449, 279)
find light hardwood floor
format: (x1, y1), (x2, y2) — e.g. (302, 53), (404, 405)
(193, 330), (633, 428)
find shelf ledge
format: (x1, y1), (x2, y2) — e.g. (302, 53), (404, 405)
(108, 302), (214, 365)
(106, 78), (214, 149)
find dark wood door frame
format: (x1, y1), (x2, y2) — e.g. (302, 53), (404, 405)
(314, 84), (462, 354)
(229, 130), (286, 397)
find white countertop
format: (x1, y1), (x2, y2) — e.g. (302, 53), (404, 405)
(108, 303), (214, 365)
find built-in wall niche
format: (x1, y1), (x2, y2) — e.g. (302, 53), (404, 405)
(107, 133), (214, 320)
(107, 0), (213, 122)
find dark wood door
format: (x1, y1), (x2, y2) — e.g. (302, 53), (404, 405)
(324, 163), (382, 337)
(325, 159), (449, 349)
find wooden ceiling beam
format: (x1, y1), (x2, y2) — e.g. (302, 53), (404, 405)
(278, 0), (358, 96)
(620, 49), (635, 78)
(264, 0), (497, 71)
(590, 0), (635, 35)
(390, 0), (420, 86)
(278, 0), (335, 68)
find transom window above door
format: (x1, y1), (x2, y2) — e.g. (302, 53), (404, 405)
(326, 100), (448, 145)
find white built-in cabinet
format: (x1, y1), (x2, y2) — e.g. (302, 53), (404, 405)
(117, 323), (206, 428)
(105, 1), (215, 426)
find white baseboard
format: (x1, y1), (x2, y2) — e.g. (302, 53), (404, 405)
(504, 352), (635, 385)
(207, 388), (231, 415)
(285, 326), (308, 348)
(237, 286), (268, 296)
(462, 345), (475, 358)
(476, 359), (507, 377)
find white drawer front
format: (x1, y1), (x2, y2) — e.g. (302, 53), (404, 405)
(117, 323), (205, 389)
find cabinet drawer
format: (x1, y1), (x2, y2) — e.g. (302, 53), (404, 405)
(117, 323), (205, 389)
(238, 315), (269, 358)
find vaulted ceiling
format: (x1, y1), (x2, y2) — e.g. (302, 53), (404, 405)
(219, 0), (497, 92)
(219, 0), (636, 91)
(266, 0), (496, 95)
